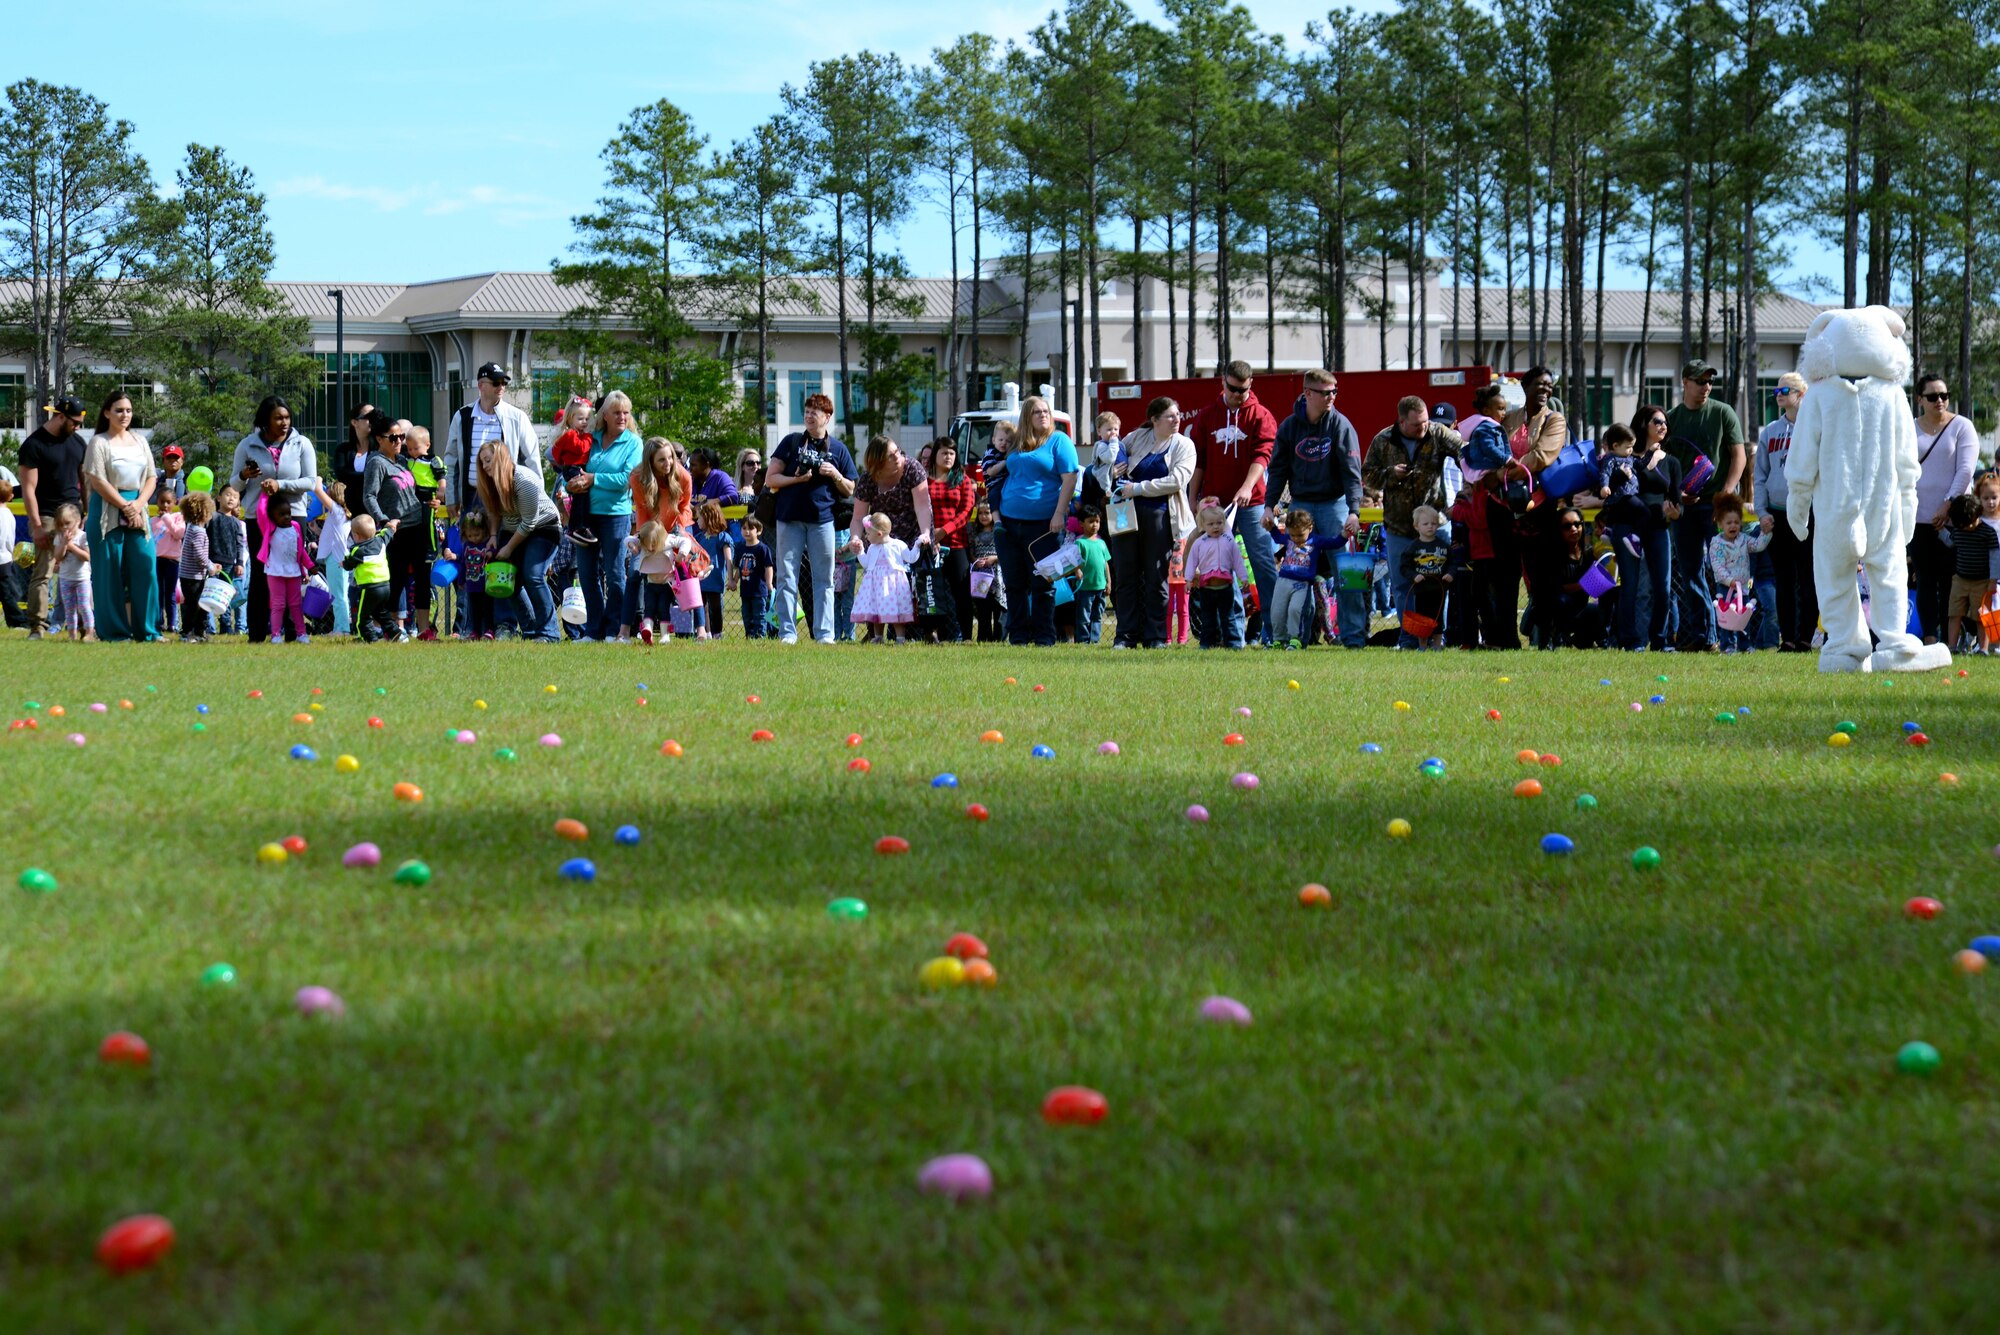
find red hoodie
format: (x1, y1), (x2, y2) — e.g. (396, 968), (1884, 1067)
(550, 428), (593, 469)
(1189, 390), (1277, 507)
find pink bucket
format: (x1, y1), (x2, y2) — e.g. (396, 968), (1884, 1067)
(673, 576), (703, 611)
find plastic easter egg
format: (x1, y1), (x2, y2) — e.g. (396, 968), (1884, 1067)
(1223, 733), (1245, 746)
(200, 963), (236, 988)
(1287, 679), (1301, 690)
(1231, 772), (1259, 790)
(1421, 757), (1446, 770)
(1516, 749), (1540, 764)
(544, 684), (558, 694)
(1298, 883), (1332, 907)
(961, 958), (998, 987)
(827, 897), (868, 920)
(1029, 747), (1054, 764)
(1972, 935), (2000, 959)
(119, 700), (133, 710)
(1199, 996), (1253, 1026)
(1498, 676), (1511, 683)
(614, 825), (640, 846)
(392, 859), (431, 886)
(1393, 700), (1411, 712)
(1419, 763), (1446, 780)
(1486, 709), (1502, 722)
(539, 733), (563, 748)
(190, 723), (205, 734)
(1235, 706), (1252, 718)
(1540, 833), (1575, 856)
(1648, 694), (1666, 705)
(291, 712), (313, 725)
(1360, 743), (1382, 754)
(1902, 721), (1921, 733)
(1575, 793), (1598, 811)
(980, 730), (1004, 744)
(1714, 712), (1736, 725)
(1387, 818), (1411, 839)
(845, 733), (863, 747)
(473, 700), (487, 711)
(367, 717), (384, 729)
(47, 704), (68, 717)
(308, 703), (324, 713)
(559, 857), (596, 882)
(295, 986), (344, 1018)
(1897, 1041), (1940, 1076)
(494, 748), (516, 762)
(1539, 753), (1562, 768)
(1835, 720), (1858, 734)
(343, 843), (382, 869)
(750, 729), (774, 743)
(256, 842), (288, 865)
(454, 730), (476, 745)
(1656, 674), (1669, 683)
(1036, 685), (1049, 694)
(99, 1031), (151, 1066)
(1955, 949), (1988, 974)
(945, 933), (989, 960)
(920, 956), (965, 989)
(918, 1153), (992, 1200)
(392, 782), (422, 803)
(1737, 706), (1750, 716)
(745, 694), (761, 704)
(89, 702), (107, 714)
(1186, 804), (1210, 824)
(1041, 1086), (1108, 1125)
(68, 733), (86, 746)
(1940, 772), (1960, 787)
(1631, 846), (1662, 871)
(875, 835), (910, 856)
(1908, 733), (1931, 747)
(1098, 741), (1120, 756)
(931, 773), (959, 788)
(97, 1214), (175, 1274)
(659, 740), (683, 757)
(290, 745), (316, 762)
(1514, 779), (1543, 799)
(22, 701), (38, 711)
(334, 754), (360, 774)
(554, 818), (589, 842)
(965, 803), (989, 822)
(1959, 668), (1969, 677)
(1905, 897), (1943, 920)
(1630, 702), (1644, 713)
(1827, 733), (1851, 748)
(1003, 677), (1017, 686)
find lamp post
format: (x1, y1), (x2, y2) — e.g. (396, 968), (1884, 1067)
(327, 289), (344, 437)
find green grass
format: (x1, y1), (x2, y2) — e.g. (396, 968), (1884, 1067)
(2, 640), (1997, 1333)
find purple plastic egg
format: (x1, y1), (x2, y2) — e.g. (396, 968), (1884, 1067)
(342, 842), (382, 869)
(1185, 804), (1210, 824)
(1098, 741), (1120, 756)
(88, 702), (108, 714)
(917, 1153), (993, 1200)
(295, 985), (345, 1018)
(1231, 771), (1259, 790)
(539, 733), (562, 748)
(68, 733), (86, 746)
(1236, 706), (1252, 718)
(1199, 995), (1253, 1026)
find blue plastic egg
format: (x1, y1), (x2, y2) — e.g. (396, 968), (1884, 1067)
(1903, 721), (1921, 734)
(1031, 745), (1055, 760)
(1421, 756), (1446, 770)
(1599, 679), (1613, 686)
(1649, 694), (1666, 704)
(289, 744), (316, 761)
(1737, 706), (1751, 716)
(559, 858), (596, 882)
(614, 825), (641, 846)
(931, 773), (959, 789)
(1972, 935), (2000, 959)
(1360, 743), (1382, 754)
(1540, 833), (1575, 855)
(195, 704), (209, 715)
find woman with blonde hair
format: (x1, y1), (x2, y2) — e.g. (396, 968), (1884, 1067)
(565, 390), (642, 640)
(1109, 396), (1196, 649)
(476, 439), (563, 639)
(624, 437), (694, 636)
(991, 395), (1078, 645)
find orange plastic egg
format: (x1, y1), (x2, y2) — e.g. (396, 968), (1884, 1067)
(1516, 749), (1540, 764)
(392, 782), (423, 803)
(1513, 779), (1543, 799)
(961, 958), (998, 987)
(980, 730), (1004, 744)
(554, 818), (589, 841)
(1298, 883), (1332, 907)
(660, 739), (683, 757)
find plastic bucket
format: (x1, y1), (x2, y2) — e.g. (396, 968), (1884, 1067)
(559, 587), (588, 624)
(198, 576), (234, 616)
(969, 570), (994, 599)
(1580, 554), (1616, 599)
(1334, 551), (1373, 592)
(674, 576), (703, 611)
(300, 583), (332, 619)
(484, 561), (517, 598)
(430, 559), (459, 588)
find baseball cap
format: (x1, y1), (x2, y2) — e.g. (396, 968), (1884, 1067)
(163, 445), (184, 459)
(1429, 402), (1458, 425)
(44, 395), (84, 419)
(1681, 359), (1717, 382)
(476, 361), (512, 384)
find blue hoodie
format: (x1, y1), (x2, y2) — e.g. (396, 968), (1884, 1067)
(586, 430), (642, 516)
(1268, 396), (1364, 513)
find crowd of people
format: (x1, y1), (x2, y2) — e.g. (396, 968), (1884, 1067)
(3, 357), (1996, 653)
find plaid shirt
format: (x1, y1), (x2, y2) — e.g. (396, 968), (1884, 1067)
(928, 477), (978, 549)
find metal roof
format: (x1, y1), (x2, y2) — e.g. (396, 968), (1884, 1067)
(1443, 287), (1833, 339)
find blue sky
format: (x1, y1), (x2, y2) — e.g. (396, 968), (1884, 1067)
(9, 0), (1833, 296)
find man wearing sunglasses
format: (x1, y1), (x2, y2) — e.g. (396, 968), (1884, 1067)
(1268, 369), (1367, 647)
(1753, 372), (1815, 650)
(1664, 359), (1746, 652)
(1188, 360), (1278, 644)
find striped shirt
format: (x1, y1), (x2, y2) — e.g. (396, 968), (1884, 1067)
(177, 523), (212, 579)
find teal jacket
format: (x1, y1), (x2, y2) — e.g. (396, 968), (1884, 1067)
(587, 430), (641, 515)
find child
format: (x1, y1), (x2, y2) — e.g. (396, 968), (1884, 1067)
(459, 511), (497, 640)
(151, 498), (184, 634)
(850, 512), (914, 642)
(967, 503), (1005, 643)
(1705, 492), (1773, 653)
(694, 500), (734, 638)
(1401, 503), (1452, 650)
(978, 421), (1014, 514)
(1167, 546), (1189, 646)
(157, 445), (188, 504)
(1184, 503), (1248, 649)
(317, 481), (351, 636)
(263, 506), (311, 643)
(0, 479), (19, 631)
(52, 504), (93, 641)
(833, 522), (858, 642)
(177, 492), (220, 641)
(628, 520), (681, 645)
(1448, 469), (1523, 651)
(211, 487), (249, 635)
(1271, 508), (1344, 648)
(1941, 483), (2000, 653)
(733, 516), (774, 638)
(1072, 508), (1110, 644)
(343, 513), (398, 642)
(1080, 412), (1122, 518)
(1594, 424), (1644, 558)
(549, 397), (596, 545)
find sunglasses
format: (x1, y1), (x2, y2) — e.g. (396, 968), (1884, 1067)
(1303, 386), (1335, 397)
(1646, 417), (1666, 427)
(386, 432), (407, 442)
(1223, 381), (1250, 394)
(1561, 520), (1583, 529)
(1922, 391), (1950, 402)
(1773, 387), (1794, 397)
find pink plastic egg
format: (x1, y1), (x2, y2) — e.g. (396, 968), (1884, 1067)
(538, 733), (562, 748)
(454, 730), (476, 744)
(1231, 772), (1259, 791)
(1199, 995), (1253, 1026)
(67, 733), (86, 746)
(1235, 706), (1252, 718)
(1629, 702), (1644, 713)
(295, 985), (345, 1018)
(342, 842), (382, 869)
(917, 1153), (993, 1200)
(1185, 804), (1210, 823)
(1098, 741), (1120, 756)
(88, 702), (108, 714)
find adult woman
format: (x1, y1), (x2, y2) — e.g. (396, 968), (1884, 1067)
(229, 395), (319, 643)
(1910, 372), (1980, 643)
(992, 396), (1079, 646)
(1612, 404), (1684, 651)
(926, 438), (977, 640)
(1503, 367), (1566, 475)
(335, 400), (376, 501)
(1109, 397), (1195, 649)
(567, 391), (641, 640)
(1529, 506), (1602, 648)
(627, 438), (694, 635)
(1754, 372), (1815, 651)
(359, 409), (432, 640)
(848, 434), (934, 551)
(79, 392), (159, 641)
(476, 439), (563, 640)
(735, 447), (764, 500)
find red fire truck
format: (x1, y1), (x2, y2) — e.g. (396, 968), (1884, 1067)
(1095, 366), (1495, 444)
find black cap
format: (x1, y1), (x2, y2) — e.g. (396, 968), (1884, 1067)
(476, 362), (511, 384)
(1681, 359), (1717, 382)
(44, 395), (84, 419)
(1429, 402), (1458, 425)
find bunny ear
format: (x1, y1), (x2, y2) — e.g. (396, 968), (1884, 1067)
(1867, 304), (1908, 338)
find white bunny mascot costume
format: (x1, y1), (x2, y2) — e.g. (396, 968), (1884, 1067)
(1786, 305), (1952, 673)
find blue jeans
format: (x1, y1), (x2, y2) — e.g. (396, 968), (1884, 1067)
(1383, 529), (1421, 648)
(1191, 584), (1245, 648)
(573, 512), (631, 640)
(1075, 589), (1105, 643)
(835, 584), (855, 641)
(1293, 499), (1368, 646)
(1612, 525), (1673, 650)
(742, 587), (769, 638)
(495, 531), (559, 640)
(1673, 503), (1716, 647)
(1751, 577), (1780, 650)
(776, 519), (835, 641)
(1231, 503), (1278, 643)
(995, 515), (1058, 646)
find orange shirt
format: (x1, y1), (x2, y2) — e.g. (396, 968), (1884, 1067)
(629, 462), (694, 532)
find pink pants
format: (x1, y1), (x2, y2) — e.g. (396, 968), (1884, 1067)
(267, 574), (306, 640)
(1168, 582), (1189, 645)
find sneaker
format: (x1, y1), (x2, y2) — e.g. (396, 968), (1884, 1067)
(394, 629), (412, 643)
(480, 632), (495, 641)
(26, 631), (41, 640)
(417, 628), (438, 642)
(780, 635), (798, 645)
(495, 627), (517, 641)
(296, 634), (311, 645)
(639, 623), (654, 646)
(571, 530), (598, 545)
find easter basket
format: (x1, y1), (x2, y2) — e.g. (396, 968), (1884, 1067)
(1580, 553), (1617, 600)
(1400, 609), (1439, 640)
(1979, 590), (2000, 641)
(1714, 582), (1756, 633)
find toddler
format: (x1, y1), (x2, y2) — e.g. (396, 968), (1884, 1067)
(694, 500), (734, 638)
(833, 524), (857, 642)
(1705, 492), (1773, 653)
(176, 492), (220, 641)
(52, 504), (93, 641)
(1401, 504), (1452, 649)
(151, 498), (184, 634)
(1594, 424), (1645, 557)
(263, 506), (311, 643)
(1271, 508), (1344, 648)
(1184, 503), (1248, 649)
(1080, 411), (1122, 518)
(1941, 481), (2000, 653)
(967, 503), (1005, 643)
(1072, 509), (1109, 644)
(628, 520), (688, 645)
(317, 481), (351, 635)
(979, 421), (1014, 514)
(549, 397), (597, 545)
(211, 487), (248, 634)
(733, 517), (774, 638)
(459, 511), (497, 640)
(851, 512), (914, 642)
(343, 513), (398, 642)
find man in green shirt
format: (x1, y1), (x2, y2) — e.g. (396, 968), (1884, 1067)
(1663, 359), (1746, 652)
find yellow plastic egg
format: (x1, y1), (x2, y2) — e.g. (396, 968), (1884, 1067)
(920, 957), (966, 990)
(335, 754), (360, 774)
(1393, 700), (1411, 712)
(1827, 732), (1852, 748)
(1286, 680), (1301, 691)
(1387, 818), (1412, 839)
(256, 842), (289, 865)
(474, 700), (487, 711)
(309, 702), (324, 712)
(544, 685), (558, 694)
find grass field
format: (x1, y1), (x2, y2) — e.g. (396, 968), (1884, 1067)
(1, 640), (1997, 1333)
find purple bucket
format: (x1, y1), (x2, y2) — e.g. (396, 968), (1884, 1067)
(301, 584), (333, 619)
(1579, 554), (1616, 599)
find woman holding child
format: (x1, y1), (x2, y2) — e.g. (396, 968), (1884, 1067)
(1108, 397), (1196, 650)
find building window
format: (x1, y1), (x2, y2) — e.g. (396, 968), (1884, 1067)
(788, 370), (822, 425)
(835, 374), (867, 420)
(1579, 375), (1615, 430)
(742, 368), (778, 424)
(903, 387), (936, 428)
(1641, 375), (1676, 411)
(0, 373), (26, 431)
(304, 351), (434, 452)
(1754, 375), (1784, 428)
(531, 364), (579, 423)
(970, 373), (1007, 406)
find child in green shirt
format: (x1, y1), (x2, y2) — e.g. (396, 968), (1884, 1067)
(1073, 509), (1111, 645)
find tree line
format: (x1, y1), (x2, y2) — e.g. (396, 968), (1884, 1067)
(5, 0), (1998, 462)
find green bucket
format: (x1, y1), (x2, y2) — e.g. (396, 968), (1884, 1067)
(484, 561), (517, 598)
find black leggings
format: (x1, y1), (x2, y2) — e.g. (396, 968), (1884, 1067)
(930, 544), (970, 640)
(703, 588), (724, 636)
(388, 521), (433, 626)
(1110, 503), (1172, 647)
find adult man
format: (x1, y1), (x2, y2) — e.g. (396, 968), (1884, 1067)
(1361, 395), (1463, 649)
(1188, 360), (1278, 644)
(1501, 366), (1566, 475)
(17, 396), (87, 640)
(689, 447), (740, 506)
(1664, 358), (1746, 652)
(441, 362), (541, 520)
(1266, 369), (1366, 647)
(764, 392), (856, 644)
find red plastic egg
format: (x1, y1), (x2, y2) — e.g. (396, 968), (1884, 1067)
(1223, 733), (1245, 746)
(660, 739), (683, 757)
(98, 1031), (151, 1066)
(367, 717), (385, 729)
(965, 803), (990, 822)
(847, 757), (870, 773)
(745, 695), (761, 704)
(97, 1214), (175, 1274)
(845, 733), (863, 747)
(875, 835), (910, 855)
(1041, 1086), (1109, 1126)
(1485, 709), (1502, 721)
(280, 835), (308, 856)
(1905, 896), (1943, 920)
(945, 932), (989, 960)
(1908, 732), (1930, 747)
(1298, 883), (1332, 907)
(751, 728), (775, 743)
(247, 690), (263, 699)
(1033, 684), (1046, 693)
(1539, 753), (1562, 768)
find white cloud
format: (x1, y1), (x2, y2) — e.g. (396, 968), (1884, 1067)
(270, 176), (568, 227)
(271, 176), (414, 212)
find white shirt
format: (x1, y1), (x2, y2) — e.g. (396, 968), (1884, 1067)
(264, 526), (307, 578)
(317, 511), (350, 567)
(0, 505), (14, 563)
(471, 404), (506, 458)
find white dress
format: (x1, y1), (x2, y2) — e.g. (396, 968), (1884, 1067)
(851, 538), (914, 624)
